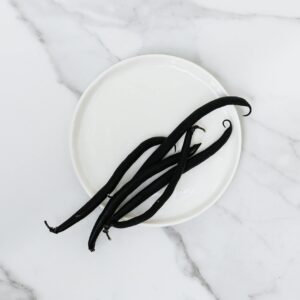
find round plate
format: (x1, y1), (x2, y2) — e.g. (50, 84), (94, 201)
(71, 54), (241, 226)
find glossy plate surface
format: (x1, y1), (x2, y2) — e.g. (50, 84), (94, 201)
(71, 54), (242, 226)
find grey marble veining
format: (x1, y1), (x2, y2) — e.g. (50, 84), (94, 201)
(164, 227), (220, 300)
(0, 264), (37, 300)
(0, 0), (300, 299)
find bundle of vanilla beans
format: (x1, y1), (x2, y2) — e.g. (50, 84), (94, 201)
(45, 96), (251, 251)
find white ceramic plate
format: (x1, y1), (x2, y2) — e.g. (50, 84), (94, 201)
(71, 54), (241, 226)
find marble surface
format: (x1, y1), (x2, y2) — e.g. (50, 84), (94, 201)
(1, 0), (300, 299)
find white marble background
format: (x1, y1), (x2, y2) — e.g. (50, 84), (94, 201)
(0, 0), (300, 299)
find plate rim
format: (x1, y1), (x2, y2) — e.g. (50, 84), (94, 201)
(70, 54), (242, 227)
